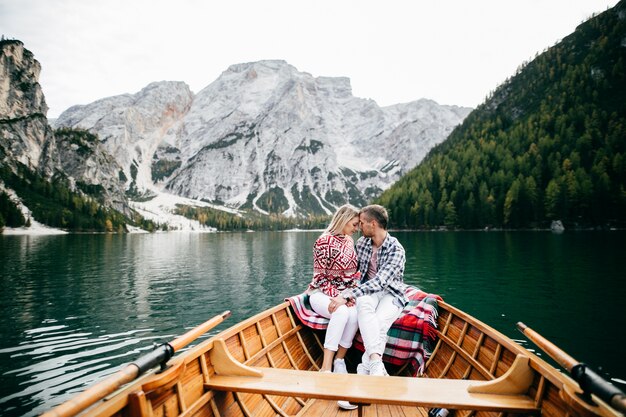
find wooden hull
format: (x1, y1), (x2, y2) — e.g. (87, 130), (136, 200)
(47, 301), (620, 417)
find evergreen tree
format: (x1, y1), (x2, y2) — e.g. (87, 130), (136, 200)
(377, 2), (626, 229)
(0, 191), (25, 227)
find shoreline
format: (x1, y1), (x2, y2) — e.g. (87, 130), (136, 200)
(3, 226), (624, 236)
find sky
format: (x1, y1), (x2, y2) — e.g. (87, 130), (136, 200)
(0, 0), (620, 118)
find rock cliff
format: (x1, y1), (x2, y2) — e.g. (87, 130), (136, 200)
(0, 40), (51, 170)
(0, 40), (129, 215)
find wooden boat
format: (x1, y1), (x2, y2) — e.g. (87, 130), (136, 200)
(42, 300), (625, 417)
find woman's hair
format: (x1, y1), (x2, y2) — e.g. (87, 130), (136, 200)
(324, 204), (360, 235)
(360, 204), (388, 230)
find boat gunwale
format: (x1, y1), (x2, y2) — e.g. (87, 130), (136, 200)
(69, 303), (296, 417)
(180, 301), (294, 364)
(438, 300), (573, 385)
(437, 300), (620, 416)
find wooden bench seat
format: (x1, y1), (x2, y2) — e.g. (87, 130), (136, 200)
(205, 367), (537, 413)
(205, 339), (539, 414)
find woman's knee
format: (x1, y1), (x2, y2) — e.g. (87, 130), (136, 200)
(309, 292), (332, 317)
(333, 305), (350, 319)
(347, 308), (358, 324)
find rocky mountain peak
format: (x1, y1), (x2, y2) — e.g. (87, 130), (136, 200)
(54, 60), (472, 216)
(0, 40), (48, 120)
(226, 59), (292, 74)
(0, 41), (132, 216)
(0, 39), (51, 169)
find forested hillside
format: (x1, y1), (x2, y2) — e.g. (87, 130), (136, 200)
(378, 2), (626, 229)
(0, 157), (154, 232)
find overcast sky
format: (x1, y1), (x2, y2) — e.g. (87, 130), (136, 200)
(0, 0), (620, 118)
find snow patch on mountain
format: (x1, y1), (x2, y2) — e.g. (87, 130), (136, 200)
(0, 182), (68, 235)
(129, 192), (244, 232)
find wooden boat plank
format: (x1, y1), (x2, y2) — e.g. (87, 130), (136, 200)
(294, 398), (338, 417)
(440, 302), (570, 389)
(41, 301), (623, 417)
(179, 391), (213, 417)
(293, 399), (426, 417)
(205, 368), (538, 413)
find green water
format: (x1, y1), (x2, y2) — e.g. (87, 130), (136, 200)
(1, 231), (625, 416)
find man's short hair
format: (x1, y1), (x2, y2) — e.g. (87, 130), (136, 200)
(360, 204), (388, 230)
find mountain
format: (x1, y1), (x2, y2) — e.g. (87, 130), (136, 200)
(54, 60), (471, 216)
(1, 39), (135, 232)
(377, 1), (626, 229)
(1, 39), (470, 231)
(0, 39), (52, 170)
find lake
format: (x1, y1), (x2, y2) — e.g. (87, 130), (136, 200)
(1, 231), (625, 416)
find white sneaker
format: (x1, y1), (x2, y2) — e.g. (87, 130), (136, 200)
(356, 362), (370, 375)
(333, 359), (356, 410)
(333, 358), (348, 374)
(369, 360), (388, 376)
(337, 400), (358, 410)
(361, 352), (371, 367)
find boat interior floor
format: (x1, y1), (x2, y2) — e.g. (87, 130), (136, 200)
(295, 399), (427, 417)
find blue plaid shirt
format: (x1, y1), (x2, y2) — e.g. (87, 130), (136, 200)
(342, 233), (408, 306)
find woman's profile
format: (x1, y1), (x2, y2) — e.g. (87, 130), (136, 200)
(305, 204), (361, 410)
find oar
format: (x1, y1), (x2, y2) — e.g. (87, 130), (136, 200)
(517, 322), (626, 413)
(41, 311), (231, 417)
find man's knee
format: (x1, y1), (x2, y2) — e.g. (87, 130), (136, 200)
(356, 295), (377, 313)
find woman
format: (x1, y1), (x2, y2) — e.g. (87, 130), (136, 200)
(306, 204), (361, 381)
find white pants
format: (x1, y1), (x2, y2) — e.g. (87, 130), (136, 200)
(356, 292), (402, 359)
(309, 291), (359, 351)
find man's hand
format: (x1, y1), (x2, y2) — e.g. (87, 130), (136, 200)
(328, 295), (347, 313)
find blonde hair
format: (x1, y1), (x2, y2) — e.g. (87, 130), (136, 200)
(323, 204), (360, 235)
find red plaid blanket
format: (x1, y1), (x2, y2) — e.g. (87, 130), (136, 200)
(286, 287), (441, 375)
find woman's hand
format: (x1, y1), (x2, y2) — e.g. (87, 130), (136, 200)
(328, 295), (347, 313)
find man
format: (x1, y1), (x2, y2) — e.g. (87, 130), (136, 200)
(328, 204), (407, 376)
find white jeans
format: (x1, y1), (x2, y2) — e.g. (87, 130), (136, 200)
(309, 291), (359, 351)
(356, 292), (402, 360)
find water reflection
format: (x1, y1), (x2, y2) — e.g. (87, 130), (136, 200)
(1, 231), (624, 417)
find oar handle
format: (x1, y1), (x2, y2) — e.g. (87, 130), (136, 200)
(612, 396), (626, 413)
(41, 311), (231, 417)
(516, 322), (578, 371)
(40, 365), (139, 417)
(170, 311), (231, 351)
(517, 322), (626, 414)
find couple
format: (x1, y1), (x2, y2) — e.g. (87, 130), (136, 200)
(305, 204), (407, 407)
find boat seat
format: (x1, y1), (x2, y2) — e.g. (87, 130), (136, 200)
(204, 340), (539, 414)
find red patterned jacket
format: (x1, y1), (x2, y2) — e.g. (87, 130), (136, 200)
(307, 233), (360, 306)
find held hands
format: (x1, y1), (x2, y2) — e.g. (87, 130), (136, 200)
(328, 295), (347, 313)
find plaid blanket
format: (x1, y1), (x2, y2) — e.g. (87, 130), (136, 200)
(286, 287), (441, 375)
